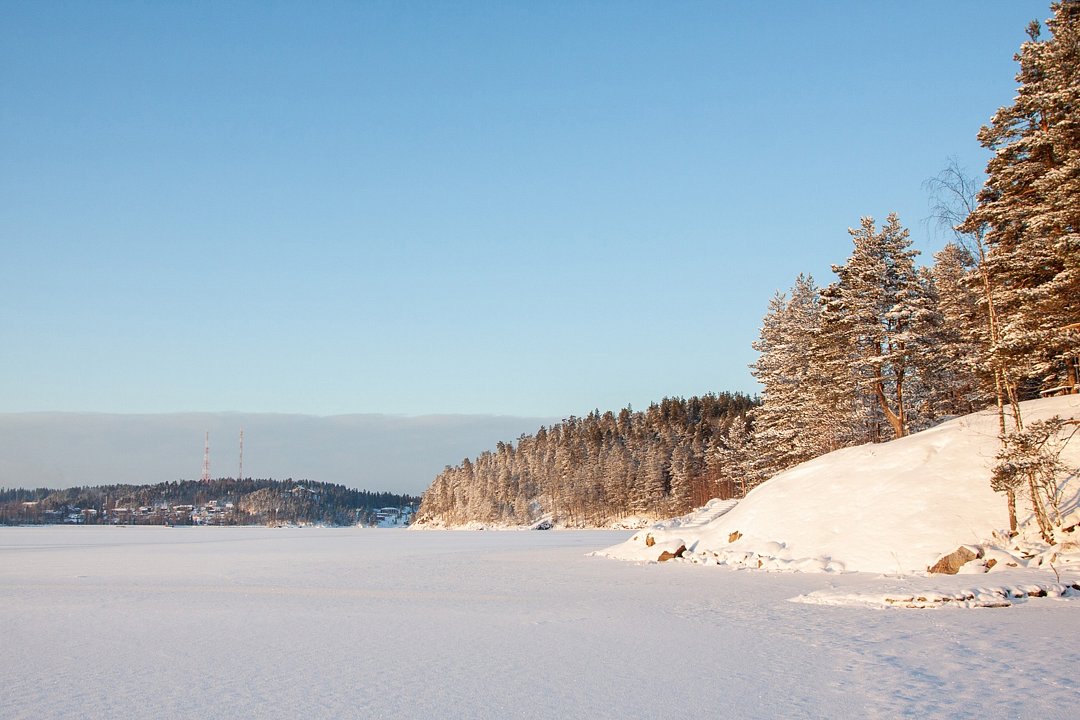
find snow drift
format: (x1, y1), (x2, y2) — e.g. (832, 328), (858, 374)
(599, 395), (1080, 575)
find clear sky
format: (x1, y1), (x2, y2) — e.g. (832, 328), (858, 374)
(1, 1), (1052, 418)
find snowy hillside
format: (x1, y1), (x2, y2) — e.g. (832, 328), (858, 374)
(599, 395), (1080, 577)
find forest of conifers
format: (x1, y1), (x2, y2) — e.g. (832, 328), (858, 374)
(418, 394), (757, 527)
(417, 3), (1080, 529)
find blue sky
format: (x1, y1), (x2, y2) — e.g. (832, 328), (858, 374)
(1, 1), (1051, 418)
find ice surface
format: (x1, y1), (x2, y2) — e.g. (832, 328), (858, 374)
(3, 526), (1079, 719)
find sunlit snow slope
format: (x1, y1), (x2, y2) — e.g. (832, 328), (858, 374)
(601, 395), (1080, 574)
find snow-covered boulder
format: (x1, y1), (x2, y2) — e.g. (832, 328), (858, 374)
(602, 531), (687, 563)
(928, 545), (981, 574)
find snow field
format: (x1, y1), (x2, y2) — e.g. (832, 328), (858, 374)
(3, 525), (1079, 719)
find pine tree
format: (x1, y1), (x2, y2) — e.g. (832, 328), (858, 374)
(927, 160), (1022, 537)
(956, 2), (1080, 537)
(717, 418), (763, 497)
(920, 243), (993, 417)
(748, 288), (803, 476)
(962, 2), (1080, 394)
(667, 443), (693, 512)
(926, 161), (1013, 426)
(824, 214), (924, 440)
(814, 281), (872, 446)
(749, 274), (849, 477)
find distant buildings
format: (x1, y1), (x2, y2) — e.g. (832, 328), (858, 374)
(2, 481), (420, 527)
(370, 506), (415, 528)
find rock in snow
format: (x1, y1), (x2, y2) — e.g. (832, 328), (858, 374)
(927, 545), (982, 574)
(598, 395), (1080, 576)
(616, 532), (688, 562)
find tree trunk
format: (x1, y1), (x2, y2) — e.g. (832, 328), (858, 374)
(873, 378), (906, 439)
(1028, 472), (1055, 545)
(1006, 486), (1018, 536)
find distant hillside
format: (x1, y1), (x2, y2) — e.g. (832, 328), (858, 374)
(415, 393), (757, 528)
(0, 478), (420, 527)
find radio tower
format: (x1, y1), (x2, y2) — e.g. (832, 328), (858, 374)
(201, 431), (211, 483)
(238, 427), (244, 483)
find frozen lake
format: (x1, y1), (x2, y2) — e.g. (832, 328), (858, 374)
(2, 526), (1077, 719)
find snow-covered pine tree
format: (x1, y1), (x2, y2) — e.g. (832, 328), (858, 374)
(748, 288), (801, 478)
(949, 2), (1080, 539)
(813, 280), (873, 446)
(919, 243), (994, 418)
(749, 274), (850, 477)
(926, 160), (1017, 435)
(667, 443), (693, 512)
(599, 440), (630, 516)
(708, 420), (759, 497)
(962, 2), (1080, 395)
(824, 214), (924, 440)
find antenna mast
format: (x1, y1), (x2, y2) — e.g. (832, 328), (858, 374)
(238, 427), (244, 482)
(201, 431), (211, 483)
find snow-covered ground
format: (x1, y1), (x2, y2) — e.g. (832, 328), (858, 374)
(600, 395), (1080, 586)
(3, 525), (1079, 719)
